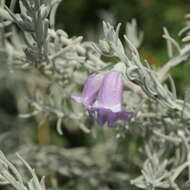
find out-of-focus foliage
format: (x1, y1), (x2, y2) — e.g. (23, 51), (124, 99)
(57, 0), (186, 47)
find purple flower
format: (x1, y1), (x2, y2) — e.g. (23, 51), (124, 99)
(71, 71), (133, 127)
(71, 73), (104, 108)
(91, 71), (133, 127)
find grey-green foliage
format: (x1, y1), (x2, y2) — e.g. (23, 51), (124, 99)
(1, 0), (190, 190)
(94, 21), (190, 116)
(94, 17), (190, 189)
(131, 152), (190, 190)
(0, 0), (106, 134)
(0, 151), (46, 190)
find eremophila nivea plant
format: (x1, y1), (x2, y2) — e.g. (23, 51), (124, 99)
(1, 0), (190, 190)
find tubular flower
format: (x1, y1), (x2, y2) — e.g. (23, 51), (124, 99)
(71, 71), (133, 127)
(92, 71), (133, 127)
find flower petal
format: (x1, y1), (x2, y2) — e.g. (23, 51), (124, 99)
(94, 71), (123, 111)
(117, 110), (134, 120)
(81, 73), (104, 106)
(97, 108), (109, 126)
(94, 107), (134, 127)
(71, 73), (104, 107)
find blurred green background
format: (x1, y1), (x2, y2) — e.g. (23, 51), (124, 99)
(57, 0), (187, 53)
